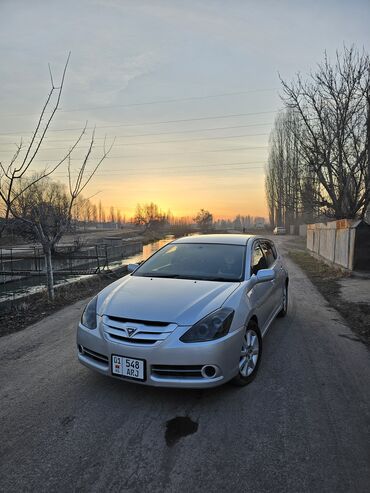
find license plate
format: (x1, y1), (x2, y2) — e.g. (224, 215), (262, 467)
(111, 355), (146, 381)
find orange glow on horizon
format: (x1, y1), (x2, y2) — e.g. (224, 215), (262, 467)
(88, 172), (268, 221)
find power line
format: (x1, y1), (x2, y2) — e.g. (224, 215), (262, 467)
(60, 88), (277, 112)
(34, 145), (268, 162)
(0, 131), (269, 154)
(53, 160), (266, 174)
(54, 165), (265, 178)
(112, 132), (268, 147)
(2, 88), (277, 118)
(0, 109), (280, 136)
(0, 121), (274, 145)
(31, 146), (268, 162)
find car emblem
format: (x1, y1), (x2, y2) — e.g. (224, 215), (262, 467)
(126, 327), (136, 337)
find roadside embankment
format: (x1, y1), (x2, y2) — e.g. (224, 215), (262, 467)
(288, 248), (370, 346)
(0, 267), (128, 338)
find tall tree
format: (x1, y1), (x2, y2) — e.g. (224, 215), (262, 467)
(280, 46), (370, 219)
(109, 206), (116, 224)
(265, 110), (304, 228)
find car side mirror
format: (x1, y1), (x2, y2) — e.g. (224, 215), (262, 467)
(256, 268), (275, 283)
(127, 263), (139, 273)
(248, 268), (275, 288)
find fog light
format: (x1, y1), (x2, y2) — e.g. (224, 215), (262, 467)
(201, 365), (217, 379)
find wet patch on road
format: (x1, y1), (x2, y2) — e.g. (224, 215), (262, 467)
(60, 415), (76, 434)
(165, 416), (198, 447)
(60, 415), (75, 427)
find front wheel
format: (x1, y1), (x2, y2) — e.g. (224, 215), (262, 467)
(277, 282), (288, 318)
(232, 319), (262, 386)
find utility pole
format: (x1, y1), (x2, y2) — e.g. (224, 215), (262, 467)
(365, 90), (370, 220)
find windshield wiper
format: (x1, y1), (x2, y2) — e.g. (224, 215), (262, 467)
(139, 273), (239, 282)
(140, 273), (181, 278)
(193, 276), (239, 282)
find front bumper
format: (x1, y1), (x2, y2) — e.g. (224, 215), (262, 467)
(77, 322), (244, 388)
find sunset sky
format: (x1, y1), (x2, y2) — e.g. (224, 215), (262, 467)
(1, 0), (369, 219)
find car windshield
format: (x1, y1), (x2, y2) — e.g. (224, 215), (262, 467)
(133, 242), (245, 282)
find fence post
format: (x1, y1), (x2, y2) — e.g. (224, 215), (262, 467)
(70, 246), (73, 274)
(95, 245), (100, 272)
(104, 245), (108, 270)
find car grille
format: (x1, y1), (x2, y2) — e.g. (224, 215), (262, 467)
(107, 315), (169, 327)
(151, 365), (203, 379)
(78, 345), (109, 366)
(103, 315), (177, 346)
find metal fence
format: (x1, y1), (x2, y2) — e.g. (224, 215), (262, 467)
(0, 240), (142, 310)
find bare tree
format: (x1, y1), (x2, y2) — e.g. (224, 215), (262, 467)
(109, 206), (116, 224)
(193, 209), (213, 230)
(265, 109), (309, 228)
(10, 134), (113, 301)
(98, 200), (103, 223)
(280, 46), (370, 219)
(0, 53), (87, 235)
(133, 202), (167, 231)
(91, 203), (98, 223)
(84, 200), (93, 224)
(116, 208), (122, 226)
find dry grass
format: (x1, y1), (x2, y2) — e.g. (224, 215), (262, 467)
(289, 249), (370, 347)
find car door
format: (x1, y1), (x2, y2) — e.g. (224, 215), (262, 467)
(271, 239), (288, 308)
(249, 240), (277, 330)
(260, 239), (282, 312)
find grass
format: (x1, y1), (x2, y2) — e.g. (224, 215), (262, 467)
(289, 249), (370, 347)
(283, 236), (306, 251)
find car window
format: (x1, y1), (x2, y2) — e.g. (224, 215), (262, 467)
(260, 241), (276, 268)
(270, 241), (277, 259)
(140, 244), (179, 271)
(251, 243), (267, 275)
(133, 242), (246, 282)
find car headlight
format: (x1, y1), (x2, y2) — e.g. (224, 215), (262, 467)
(180, 308), (234, 343)
(81, 296), (98, 329)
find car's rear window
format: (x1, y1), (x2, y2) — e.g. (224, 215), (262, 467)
(133, 243), (245, 282)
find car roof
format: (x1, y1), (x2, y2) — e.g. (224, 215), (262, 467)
(172, 234), (257, 246)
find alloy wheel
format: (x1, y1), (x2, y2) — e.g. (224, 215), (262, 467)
(239, 329), (260, 377)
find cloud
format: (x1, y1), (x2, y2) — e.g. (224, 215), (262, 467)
(67, 50), (163, 108)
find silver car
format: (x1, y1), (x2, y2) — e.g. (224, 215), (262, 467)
(77, 234), (288, 388)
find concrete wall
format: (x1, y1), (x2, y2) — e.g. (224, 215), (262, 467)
(307, 220), (359, 270)
(299, 224), (307, 237)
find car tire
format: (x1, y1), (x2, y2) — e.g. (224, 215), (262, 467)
(231, 319), (262, 386)
(277, 282), (288, 318)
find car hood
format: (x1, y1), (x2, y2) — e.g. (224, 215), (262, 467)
(97, 275), (240, 326)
